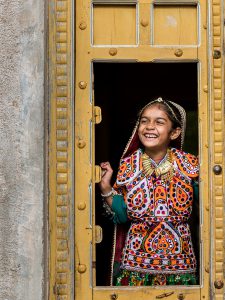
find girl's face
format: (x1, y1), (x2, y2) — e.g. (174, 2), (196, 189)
(138, 105), (181, 153)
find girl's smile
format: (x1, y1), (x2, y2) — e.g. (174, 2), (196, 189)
(138, 105), (181, 156)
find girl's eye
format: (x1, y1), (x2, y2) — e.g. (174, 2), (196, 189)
(140, 119), (147, 124)
(156, 120), (165, 125)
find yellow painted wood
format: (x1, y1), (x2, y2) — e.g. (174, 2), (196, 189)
(75, 2), (93, 298)
(139, 3), (151, 45)
(210, 1), (224, 299)
(153, 5), (198, 45)
(195, 2), (210, 300)
(93, 5), (137, 45)
(49, 0), (72, 298)
(94, 287), (200, 299)
(90, 46), (198, 60)
(48, 0), (225, 299)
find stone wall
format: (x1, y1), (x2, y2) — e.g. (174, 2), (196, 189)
(0, 0), (45, 299)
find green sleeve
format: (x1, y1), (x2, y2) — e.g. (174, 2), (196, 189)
(192, 180), (199, 202)
(112, 194), (128, 224)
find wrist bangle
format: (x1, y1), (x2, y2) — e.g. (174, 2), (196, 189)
(101, 188), (114, 198)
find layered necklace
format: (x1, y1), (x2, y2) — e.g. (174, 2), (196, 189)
(142, 149), (174, 182)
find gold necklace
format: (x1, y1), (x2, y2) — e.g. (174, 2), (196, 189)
(142, 149), (174, 181)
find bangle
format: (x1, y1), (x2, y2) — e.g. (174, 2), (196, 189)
(102, 201), (115, 219)
(101, 188), (114, 198)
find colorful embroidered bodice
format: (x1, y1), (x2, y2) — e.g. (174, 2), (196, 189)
(114, 148), (199, 274)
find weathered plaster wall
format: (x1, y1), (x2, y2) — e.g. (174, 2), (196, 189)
(0, 0), (45, 299)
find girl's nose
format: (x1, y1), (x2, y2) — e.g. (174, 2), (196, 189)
(146, 121), (155, 129)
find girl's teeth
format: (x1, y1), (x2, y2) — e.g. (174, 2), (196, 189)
(145, 134), (157, 138)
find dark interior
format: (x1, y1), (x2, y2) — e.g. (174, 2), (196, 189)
(94, 62), (199, 286)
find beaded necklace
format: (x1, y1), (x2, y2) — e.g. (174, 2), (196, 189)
(142, 149), (174, 182)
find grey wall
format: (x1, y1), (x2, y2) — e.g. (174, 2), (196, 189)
(0, 0), (45, 299)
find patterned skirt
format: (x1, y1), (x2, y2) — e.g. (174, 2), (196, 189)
(115, 269), (197, 286)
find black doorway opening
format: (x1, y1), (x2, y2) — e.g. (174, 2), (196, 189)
(94, 62), (199, 286)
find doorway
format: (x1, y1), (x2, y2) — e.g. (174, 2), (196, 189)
(94, 62), (199, 286)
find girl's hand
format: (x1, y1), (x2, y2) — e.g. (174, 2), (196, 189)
(99, 162), (113, 193)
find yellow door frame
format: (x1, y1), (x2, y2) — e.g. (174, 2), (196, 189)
(48, 0), (225, 299)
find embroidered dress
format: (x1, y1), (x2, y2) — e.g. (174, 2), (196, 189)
(116, 270), (197, 286)
(112, 147), (199, 283)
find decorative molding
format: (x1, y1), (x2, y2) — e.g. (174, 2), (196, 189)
(211, 0), (224, 298)
(49, 0), (72, 299)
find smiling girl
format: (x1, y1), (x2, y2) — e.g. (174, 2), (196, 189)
(99, 97), (199, 286)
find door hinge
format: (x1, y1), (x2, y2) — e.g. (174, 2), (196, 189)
(95, 225), (103, 243)
(94, 106), (102, 124)
(95, 165), (102, 183)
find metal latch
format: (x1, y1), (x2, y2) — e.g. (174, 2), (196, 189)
(94, 106), (102, 124)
